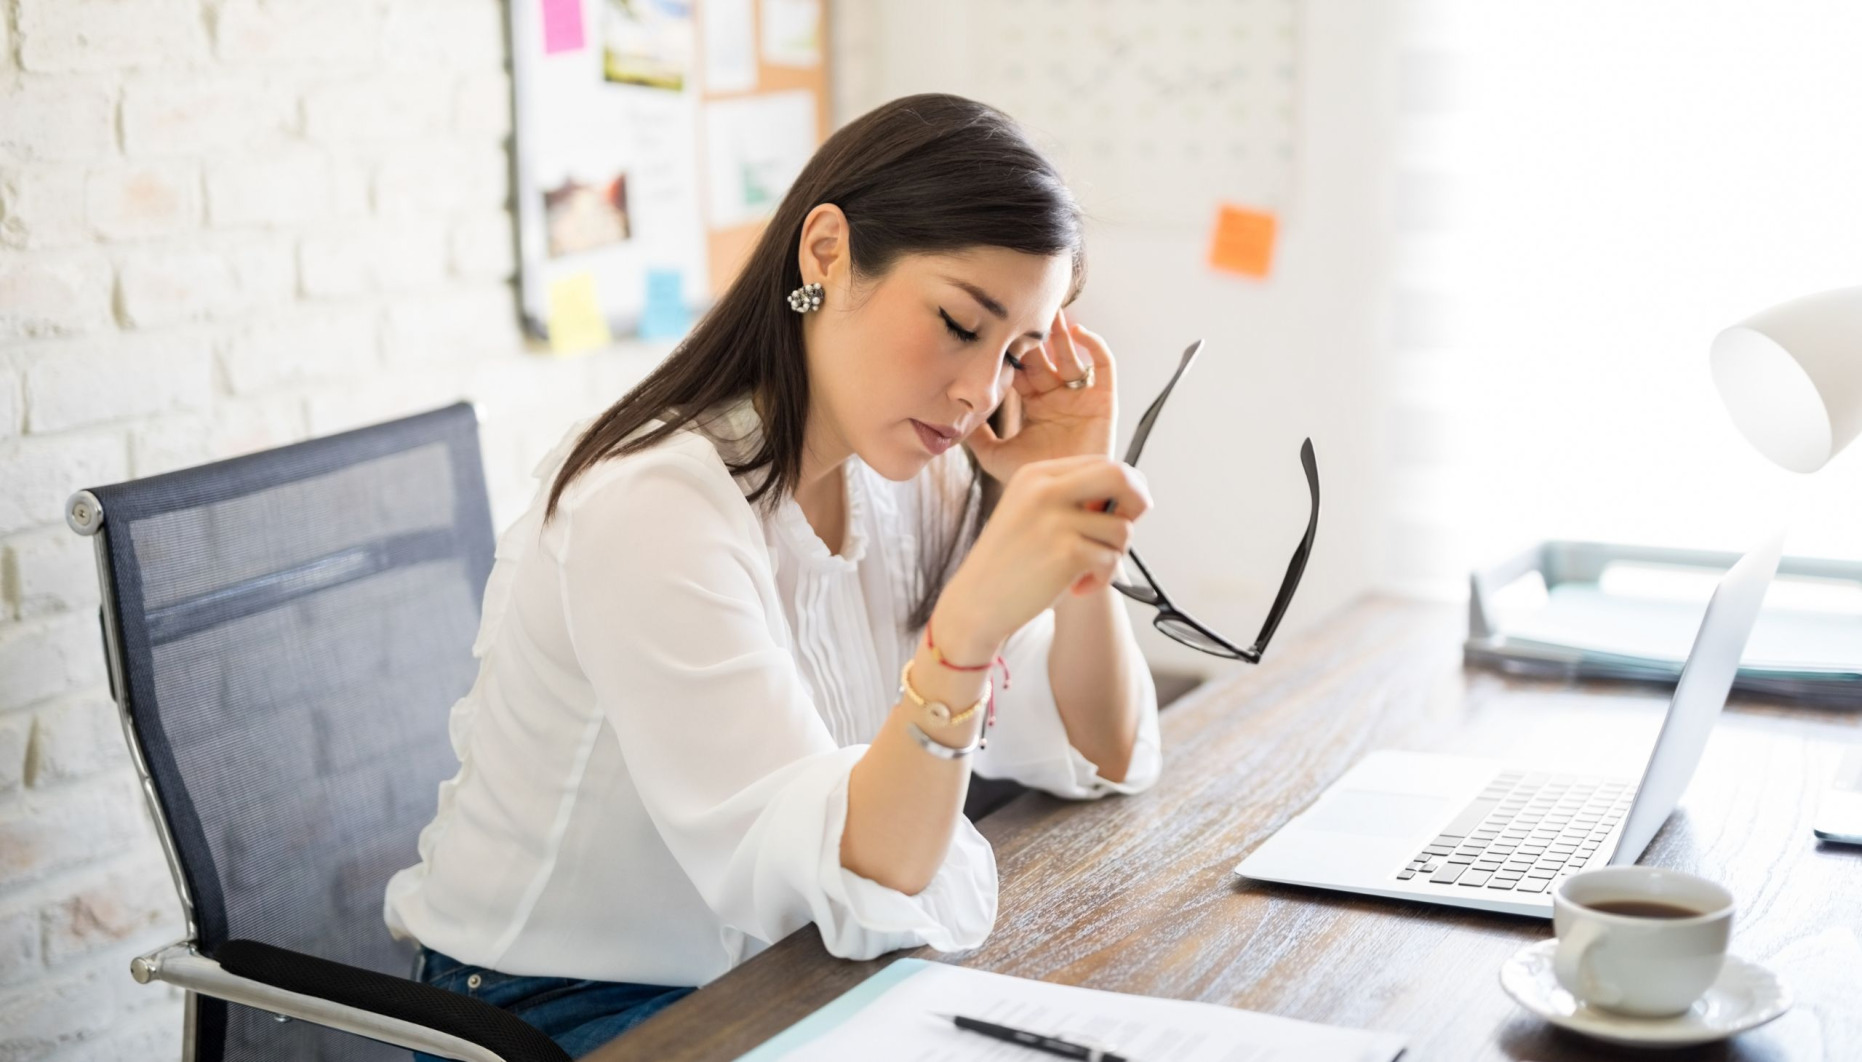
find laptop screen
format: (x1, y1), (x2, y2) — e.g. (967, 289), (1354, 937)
(1610, 534), (1784, 862)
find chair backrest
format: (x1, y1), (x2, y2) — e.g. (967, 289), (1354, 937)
(77, 403), (495, 1062)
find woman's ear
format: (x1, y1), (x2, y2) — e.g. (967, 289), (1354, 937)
(796, 203), (849, 289)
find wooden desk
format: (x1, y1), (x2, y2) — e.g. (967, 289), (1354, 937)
(594, 597), (1862, 1061)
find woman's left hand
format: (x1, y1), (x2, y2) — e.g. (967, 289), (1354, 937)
(965, 308), (1118, 484)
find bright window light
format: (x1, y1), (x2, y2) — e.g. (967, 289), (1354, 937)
(1390, 2), (1862, 591)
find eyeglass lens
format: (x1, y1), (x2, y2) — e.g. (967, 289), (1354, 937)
(1155, 615), (1240, 656)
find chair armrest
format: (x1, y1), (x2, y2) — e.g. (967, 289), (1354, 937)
(133, 939), (570, 1062)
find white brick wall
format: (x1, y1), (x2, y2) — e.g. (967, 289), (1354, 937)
(0, 0), (684, 1055)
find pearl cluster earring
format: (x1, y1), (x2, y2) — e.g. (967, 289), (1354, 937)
(787, 281), (824, 313)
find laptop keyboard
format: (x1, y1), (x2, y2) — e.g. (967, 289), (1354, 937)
(1396, 771), (1635, 894)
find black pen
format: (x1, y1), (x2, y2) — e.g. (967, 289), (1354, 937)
(937, 1013), (1130, 1061)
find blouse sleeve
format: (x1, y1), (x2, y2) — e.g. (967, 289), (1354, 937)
(971, 607), (1164, 800)
(552, 448), (996, 960)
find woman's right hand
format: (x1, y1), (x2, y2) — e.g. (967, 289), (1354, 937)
(932, 455), (1154, 661)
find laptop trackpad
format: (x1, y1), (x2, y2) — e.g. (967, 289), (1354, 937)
(1296, 789), (1460, 839)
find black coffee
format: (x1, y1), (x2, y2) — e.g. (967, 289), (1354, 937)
(1586, 899), (1703, 919)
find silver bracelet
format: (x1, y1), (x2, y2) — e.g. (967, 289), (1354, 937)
(906, 720), (981, 760)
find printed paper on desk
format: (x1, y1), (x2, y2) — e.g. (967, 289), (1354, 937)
(736, 959), (1405, 1062)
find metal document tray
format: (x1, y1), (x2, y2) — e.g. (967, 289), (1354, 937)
(1465, 541), (1862, 706)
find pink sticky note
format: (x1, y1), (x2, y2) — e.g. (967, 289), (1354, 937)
(541, 0), (585, 54)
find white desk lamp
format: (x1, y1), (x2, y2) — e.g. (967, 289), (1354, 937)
(1711, 285), (1862, 845)
(1710, 285), (1862, 473)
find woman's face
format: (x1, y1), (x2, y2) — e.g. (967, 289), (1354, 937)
(798, 205), (1074, 483)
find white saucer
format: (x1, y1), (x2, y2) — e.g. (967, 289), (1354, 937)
(1499, 939), (1791, 1048)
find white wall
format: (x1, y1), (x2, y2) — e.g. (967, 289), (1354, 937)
(837, 0), (1402, 676)
(0, 1), (674, 1054)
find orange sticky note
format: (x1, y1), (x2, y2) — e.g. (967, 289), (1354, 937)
(1208, 203), (1277, 278)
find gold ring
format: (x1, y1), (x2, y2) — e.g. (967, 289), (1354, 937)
(1063, 365), (1094, 390)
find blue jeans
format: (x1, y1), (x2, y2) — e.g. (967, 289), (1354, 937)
(410, 947), (694, 1060)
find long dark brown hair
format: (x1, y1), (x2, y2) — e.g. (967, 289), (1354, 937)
(546, 93), (1087, 631)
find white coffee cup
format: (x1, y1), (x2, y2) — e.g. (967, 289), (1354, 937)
(1551, 866), (1734, 1018)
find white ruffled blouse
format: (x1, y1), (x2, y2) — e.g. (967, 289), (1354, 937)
(383, 393), (1163, 987)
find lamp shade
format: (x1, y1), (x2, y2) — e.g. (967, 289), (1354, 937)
(1709, 285), (1862, 473)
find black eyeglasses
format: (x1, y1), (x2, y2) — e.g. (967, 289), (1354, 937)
(1106, 340), (1320, 663)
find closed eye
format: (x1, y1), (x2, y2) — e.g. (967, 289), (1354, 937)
(941, 308), (1025, 372)
(939, 308), (979, 344)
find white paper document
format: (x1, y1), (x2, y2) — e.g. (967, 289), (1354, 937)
(703, 91), (816, 228)
(759, 0), (821, 67)
(736, 959), (1405, 1062)
(701, 0), (757, 93)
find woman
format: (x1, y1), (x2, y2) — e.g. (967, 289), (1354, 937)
(384, 93), (1163, 1059)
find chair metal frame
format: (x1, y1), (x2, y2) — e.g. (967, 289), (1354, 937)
(65, 404), (561, 1062)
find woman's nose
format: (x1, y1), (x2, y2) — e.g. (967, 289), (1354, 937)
(952, 354), (1005, 413)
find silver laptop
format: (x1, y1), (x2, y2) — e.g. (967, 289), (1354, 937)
(1235, 534), (1783, 918)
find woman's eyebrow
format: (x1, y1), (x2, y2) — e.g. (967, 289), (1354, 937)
(938, 275), (1049, 342)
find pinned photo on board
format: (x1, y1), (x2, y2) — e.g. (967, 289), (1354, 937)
(544, 172), (632, 258)
(603, 0), (695, 91)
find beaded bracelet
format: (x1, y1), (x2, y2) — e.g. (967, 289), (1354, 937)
(899, 659), (987, 727)
(923, 616), (1012, 732)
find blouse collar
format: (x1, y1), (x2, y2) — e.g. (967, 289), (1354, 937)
(706, 393), (870, 573)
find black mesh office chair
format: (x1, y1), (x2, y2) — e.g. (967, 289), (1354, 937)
(67, 403), (569, 1062)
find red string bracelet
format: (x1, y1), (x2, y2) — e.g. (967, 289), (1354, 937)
(924, 616), (1011, 731)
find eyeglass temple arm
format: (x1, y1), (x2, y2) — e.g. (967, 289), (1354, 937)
(1123, 340), (1203, 467)
(1245, 438), (1320, 656)
(1106, 340), (1204, 517)
(1106, 346), (1321, 668)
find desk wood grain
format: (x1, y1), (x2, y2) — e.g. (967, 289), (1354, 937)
(593, 597), (1862, 1061)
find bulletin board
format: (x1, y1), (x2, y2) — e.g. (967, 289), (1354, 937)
(508, 0), (834, 351)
